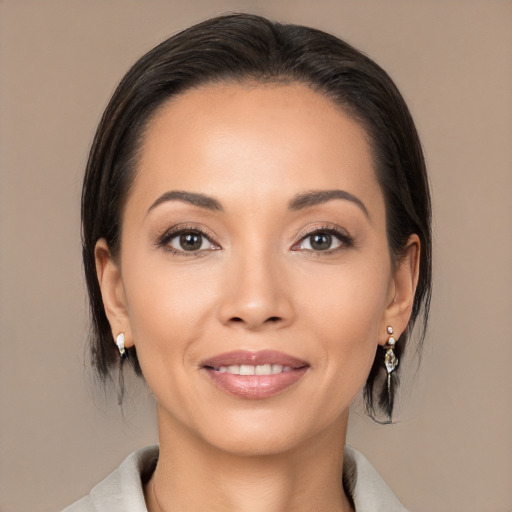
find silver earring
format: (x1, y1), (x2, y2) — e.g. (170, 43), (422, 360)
(116, 332), (126, 359)
(384, 326), (398, 396)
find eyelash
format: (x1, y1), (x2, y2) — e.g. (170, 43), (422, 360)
(156, 225), (220, 257)
(293, 226), (354, 254)
(156, 225), (354, 256)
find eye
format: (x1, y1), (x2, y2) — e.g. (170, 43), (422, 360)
(293, 228), (352, 253)
(300, 232), (341, 251)
(159, 228), (219, 254)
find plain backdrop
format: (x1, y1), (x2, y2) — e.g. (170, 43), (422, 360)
(0, 1), (511, 511)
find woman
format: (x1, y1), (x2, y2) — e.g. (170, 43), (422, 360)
(65, 13), (431, 512)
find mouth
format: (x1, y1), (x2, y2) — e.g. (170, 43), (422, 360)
(215, 364), (294, 375)
(201, 350), (309, 399)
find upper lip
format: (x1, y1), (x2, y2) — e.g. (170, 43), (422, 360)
(201, 350), (309, 369)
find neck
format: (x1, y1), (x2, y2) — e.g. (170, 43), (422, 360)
(145, 404), (354, 512)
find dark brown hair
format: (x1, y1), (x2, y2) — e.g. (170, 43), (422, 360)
(82, 13), (431, 420)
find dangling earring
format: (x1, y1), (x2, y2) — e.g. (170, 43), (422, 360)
(116, 332), (126, 360)
(384, 326), (398, 398)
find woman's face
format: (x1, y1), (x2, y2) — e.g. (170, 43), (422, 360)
(98, 83), (415, 455)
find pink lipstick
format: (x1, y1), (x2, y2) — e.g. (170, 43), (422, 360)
(201, 350), (309, 399)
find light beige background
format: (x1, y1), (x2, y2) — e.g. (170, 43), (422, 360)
(0, 1), (511, 511)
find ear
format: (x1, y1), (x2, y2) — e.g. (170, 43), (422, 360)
(94, 239), (134, 348)
(378, 234), (421, 346)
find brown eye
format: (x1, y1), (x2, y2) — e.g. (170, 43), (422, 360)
(292, 227), (353, 253)
(164, 230), (216, 253)
(299, 231), (342, 251)
(179, 232), (204, 251)
(309, 233), (333, 251)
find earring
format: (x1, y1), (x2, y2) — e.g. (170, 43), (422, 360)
(384, 325), (398, 398)
(116, 332), (126, 359)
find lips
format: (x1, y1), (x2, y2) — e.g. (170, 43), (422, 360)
(201, 350), (309, 399)
(217, 364), (293, 375)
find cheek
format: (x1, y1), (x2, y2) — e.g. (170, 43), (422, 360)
(302, 257), (390, 332)
(121, 255), (219, 362)
(119, 257), (222, 419)
(300, 262), (391, 387)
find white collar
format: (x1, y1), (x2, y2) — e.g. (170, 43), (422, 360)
(64, 445), (408, 512)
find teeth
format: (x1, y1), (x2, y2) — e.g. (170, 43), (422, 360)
(216, 364), (292, 375)
(271, 364), (283, 374)
(255, 364), (272, 375)
(240, 365), (255, 375)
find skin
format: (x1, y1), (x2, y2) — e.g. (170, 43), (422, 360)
(95, 83), (420, 512)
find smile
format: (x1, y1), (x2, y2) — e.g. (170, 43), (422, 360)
(216, 364), (293, 375)
(201, 350), (309, 399)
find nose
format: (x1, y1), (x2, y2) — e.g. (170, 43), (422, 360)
(217, 248), (295, 331)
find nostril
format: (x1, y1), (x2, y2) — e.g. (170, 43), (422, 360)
(228, 315), (282, 325)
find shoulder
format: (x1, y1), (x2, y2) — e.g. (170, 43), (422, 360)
(343, 445), (408, 512)
(61, 495), (94, 512)
(61, 446), (159, 512)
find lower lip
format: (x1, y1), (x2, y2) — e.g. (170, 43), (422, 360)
(204, 367), (308, 399)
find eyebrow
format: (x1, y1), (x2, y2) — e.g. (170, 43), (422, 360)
(147, 189), (368, 217)
(288, 190), (369, 217)
(147, 191), (223, 214)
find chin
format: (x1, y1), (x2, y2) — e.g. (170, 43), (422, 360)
(201, 425), (307, 458)
(191, 404), (346, 458)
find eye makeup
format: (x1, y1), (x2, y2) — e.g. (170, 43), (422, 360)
(154, 224), (221, 256)
(292, 224), (355, 254)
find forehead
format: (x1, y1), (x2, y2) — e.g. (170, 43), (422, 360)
(130, 82), (381, 214)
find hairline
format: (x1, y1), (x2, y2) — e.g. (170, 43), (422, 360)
(114, 75), (387, 252)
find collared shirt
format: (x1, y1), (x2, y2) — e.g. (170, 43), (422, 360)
(62, 445), (408, 512)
